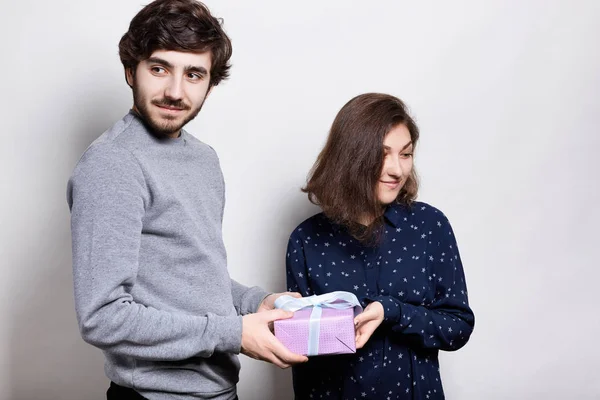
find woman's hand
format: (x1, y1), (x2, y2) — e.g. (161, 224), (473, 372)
(354, 301), (384, 349)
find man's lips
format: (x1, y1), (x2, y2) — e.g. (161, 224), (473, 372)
(156, 104), (185, 111)
(153, 102), (189, 113)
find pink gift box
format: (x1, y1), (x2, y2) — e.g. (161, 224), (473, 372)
(274, 307), (356, 356)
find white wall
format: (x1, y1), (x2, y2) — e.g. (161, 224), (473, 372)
(1, 1), (599, 399)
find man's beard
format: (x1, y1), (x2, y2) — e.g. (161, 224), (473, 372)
(132, 82), (206, 138)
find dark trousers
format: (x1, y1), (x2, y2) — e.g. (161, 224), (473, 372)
(107, 382), (147, 399)
(107, 382), (239, 400)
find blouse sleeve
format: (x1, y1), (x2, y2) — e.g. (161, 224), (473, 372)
(285, 233), (314, 297)
(369, 215), (475, 351)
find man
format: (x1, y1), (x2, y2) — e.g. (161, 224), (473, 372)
(67, 1), (307, 399)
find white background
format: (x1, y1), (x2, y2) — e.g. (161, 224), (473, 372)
(1, 1), (599, 399)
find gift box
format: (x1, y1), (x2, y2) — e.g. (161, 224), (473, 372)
(274, 291), (362, 356)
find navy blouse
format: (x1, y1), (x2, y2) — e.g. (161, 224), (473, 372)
(286, 201), (474, 400)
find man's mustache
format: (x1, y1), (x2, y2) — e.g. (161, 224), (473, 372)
(151, 99), (191, 110)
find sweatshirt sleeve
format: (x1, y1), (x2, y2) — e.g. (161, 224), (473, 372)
(367, 215), (475, 351)
(67, 144), (242, 361)
(230, 279), (270, 315)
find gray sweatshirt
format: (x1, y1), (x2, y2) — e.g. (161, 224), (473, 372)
(67, 112), (268, 400)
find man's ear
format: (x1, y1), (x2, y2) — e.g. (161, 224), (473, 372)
(125, 67), (134, 88)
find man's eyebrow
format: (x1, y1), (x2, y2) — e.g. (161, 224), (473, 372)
(146, 57), (173, 69)
(185, 65), (208, 75)
(145, 58), (208, 75)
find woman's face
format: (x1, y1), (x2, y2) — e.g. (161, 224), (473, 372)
(376, 124), (414, 206)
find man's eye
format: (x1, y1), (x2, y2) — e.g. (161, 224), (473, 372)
(151, 66), (166, 74)
(401, 153), (413, 158)
(188, 73), (203, 80)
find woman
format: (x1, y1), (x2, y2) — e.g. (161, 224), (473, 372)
(286, 93), (475, 399)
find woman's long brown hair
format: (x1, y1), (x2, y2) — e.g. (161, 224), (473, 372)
(303, 93), (420, 244)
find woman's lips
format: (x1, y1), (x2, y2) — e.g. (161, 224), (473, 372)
(380, 180), (400, 189)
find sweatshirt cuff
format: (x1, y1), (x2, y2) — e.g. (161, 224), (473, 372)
(242, 286), (270, 315)
(212, 315), (243, 354)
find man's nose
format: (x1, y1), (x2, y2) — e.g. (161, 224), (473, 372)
(165, 76), (184, 100)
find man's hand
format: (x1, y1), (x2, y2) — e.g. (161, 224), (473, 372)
(354, 301), (384, 349)
(241, 309), (308, 368)
(256, 292), (302, 313)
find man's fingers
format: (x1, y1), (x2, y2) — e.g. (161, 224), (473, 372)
(241, 311), (308, 369)
(263, 308), (294, 322)
(259, 338), (306, 369)
(247, 337), (301, 368)
(264, 343), (293, 369)
(270, 351), (295, 369)
(270, 339), (308, 365)
(268, 353), (291, 369)
(256, 329), (308, 367)
(288, 292), (302, 298)
(278, 348), (308, 365)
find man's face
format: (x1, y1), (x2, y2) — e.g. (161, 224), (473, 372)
(126, 50), (213, 138)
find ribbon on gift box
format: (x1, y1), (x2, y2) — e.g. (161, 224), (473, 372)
(274, 291), (363, 356)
